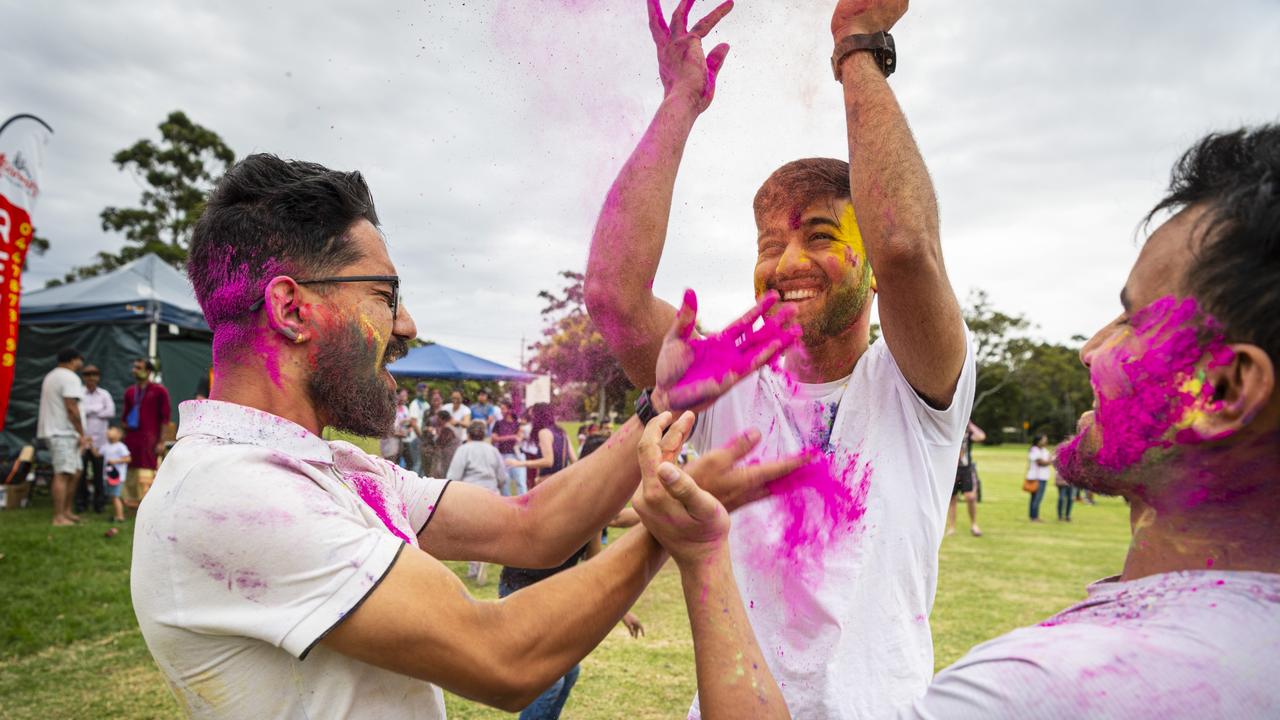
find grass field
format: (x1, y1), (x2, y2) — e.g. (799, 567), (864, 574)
(0, 444), (1131, 719)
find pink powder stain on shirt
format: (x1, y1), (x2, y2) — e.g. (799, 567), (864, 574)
(747, 450), (872, 601)
(348, 472), (413, 545)
(1059, 296), (1233, 475)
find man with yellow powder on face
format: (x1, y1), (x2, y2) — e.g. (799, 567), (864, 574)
(585, 1), (974, 717)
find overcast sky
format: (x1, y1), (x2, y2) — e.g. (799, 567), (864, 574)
(5, 0), (1278, 368)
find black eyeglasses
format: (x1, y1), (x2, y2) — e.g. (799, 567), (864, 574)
(248, 275), (401, 319)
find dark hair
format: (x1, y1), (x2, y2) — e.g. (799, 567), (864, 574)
(436, 409), (453, 422)
(1148, 125), (1280, 364)
(528, 402), (561, 439)
(580, 433), (608, 458)
(187, 153), (378, 352)
(56, 347), (82, 364)
(753, 158), (851, 221)
(134, 357), (156, 372)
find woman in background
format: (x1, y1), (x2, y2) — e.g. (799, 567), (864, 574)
(506, 402), (576, 488)
(1027, 435), (1053, 522)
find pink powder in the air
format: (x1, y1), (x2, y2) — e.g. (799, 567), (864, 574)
(745, 450), (871, 601)
(349, 472), (413, 544)
(1058, 295), (1234, 475)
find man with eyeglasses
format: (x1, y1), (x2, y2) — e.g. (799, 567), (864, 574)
(130, 153), (803, 719)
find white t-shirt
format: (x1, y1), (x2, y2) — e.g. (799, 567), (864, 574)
(901, 570), (1280, 718)
(446, 403), (471, 440)
(37, 366), (84, 438)
(99, 440), (130, 482)
(688, 336), (976, 719)
(1027, 445), (1052, 480)
(132, 400), (451, 720)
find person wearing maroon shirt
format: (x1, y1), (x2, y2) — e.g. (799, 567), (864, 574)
(122, 357), (171, 500)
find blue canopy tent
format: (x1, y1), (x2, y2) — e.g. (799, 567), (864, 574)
(387, 342), (535, 382)
(3, 254), (211, 453)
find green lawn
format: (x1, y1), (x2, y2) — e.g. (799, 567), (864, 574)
(0, 445), (1130, 718)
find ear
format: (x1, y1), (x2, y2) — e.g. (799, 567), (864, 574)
(262, 276), (307, 343)
(1179, 343), (1275, 442)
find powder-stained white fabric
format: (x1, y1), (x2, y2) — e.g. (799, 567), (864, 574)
(132, 400), (450, 720)
(688, 336), (976, 719)
(905, 571), (1280, 719)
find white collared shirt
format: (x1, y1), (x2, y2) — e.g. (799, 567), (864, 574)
(131, 400), (450, 719)
(81, 386), (116, 448)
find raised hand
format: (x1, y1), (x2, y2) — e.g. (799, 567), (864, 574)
(831, 0), (907, 40)
(654, 289), (801, 413)
(649, 0), (734, 112)
(633, 412), (732, 565)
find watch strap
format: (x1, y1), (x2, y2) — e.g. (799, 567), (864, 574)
(831, 31), (896, 81)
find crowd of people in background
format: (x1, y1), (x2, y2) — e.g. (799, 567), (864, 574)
(25, 347), (171, 526)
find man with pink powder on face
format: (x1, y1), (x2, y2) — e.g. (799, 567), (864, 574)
(585, 0), (975, 717)
(632, 120), (1280, 718)
(129, 154), (807, 719)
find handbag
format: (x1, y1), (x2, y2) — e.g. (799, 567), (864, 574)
(1022, 478), (1039, 494)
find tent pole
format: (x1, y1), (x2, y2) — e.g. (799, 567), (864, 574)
(149, 321), (158, 364)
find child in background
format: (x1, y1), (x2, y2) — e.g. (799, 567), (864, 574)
(100, 426), (132, 522)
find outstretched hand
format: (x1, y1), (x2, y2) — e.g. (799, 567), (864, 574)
(654, 289), (801, 413)
(633, 413), (808, 565)
(649, 0), (734, 112)
(831, 0), (907, 40)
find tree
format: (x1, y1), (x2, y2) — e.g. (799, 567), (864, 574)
(526, 271), (633, 420)
(58, 111), (234, 284)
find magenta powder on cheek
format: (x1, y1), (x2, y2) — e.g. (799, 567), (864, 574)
(1079, 295), (1233, 471)
(348, 472), (413, 545)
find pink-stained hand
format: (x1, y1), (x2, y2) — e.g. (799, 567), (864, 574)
(654, 289), (801, 413)
(633, 413), (807, 564)
(831, 0), (907, 40)
(649, 0), (734, 112)
(622, 612), (645, 638)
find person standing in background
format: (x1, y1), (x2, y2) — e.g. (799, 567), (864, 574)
(430, 408), (462, 477)
(947, 420), (986, 537)
(38, 348), (88, 526)
(407, 382), (431, 474)
(492, 398), (527, 495)
(1027, 434), (1053, 522)
(447, 421), (509, 585)
(121, 357), (170, 502)
(507, 403), (575, 489)
(470, 389), (500, 437)
(76, 364), (115, 514)
(1055, 443), (1074, 522)
(445, 389), (471, 442)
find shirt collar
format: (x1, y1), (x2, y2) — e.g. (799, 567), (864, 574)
(176, 399), (334, 466)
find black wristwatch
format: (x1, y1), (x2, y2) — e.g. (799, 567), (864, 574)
(831, 31), (896, 81)
(634, 388), (661, 425)
(634, 388), (699, 434)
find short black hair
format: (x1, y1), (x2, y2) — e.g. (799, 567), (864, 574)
(1148, 125), (1280, 364)
(134, 357), (156, 372)
(55, 347), (82, 364)
(187, 153), (379, 352)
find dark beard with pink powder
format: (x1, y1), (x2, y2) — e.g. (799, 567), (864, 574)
(307, 320), (407, 438)
(1057, 295), (1234, 495)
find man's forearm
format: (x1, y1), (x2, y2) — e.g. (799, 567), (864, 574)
(498, 526), (665, 695)
(585, 97), (700, 387)
(681, 549), (789, 720)
(518, 418), (645, 562)
(839, 52), (938, 268)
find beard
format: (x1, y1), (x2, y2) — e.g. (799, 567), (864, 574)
(798, 268), (871, 346)
(307, 321), (409, 438)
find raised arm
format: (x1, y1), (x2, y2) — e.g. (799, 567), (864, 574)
(584, 0), (734, 387)
(832, 0), (966, 407)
